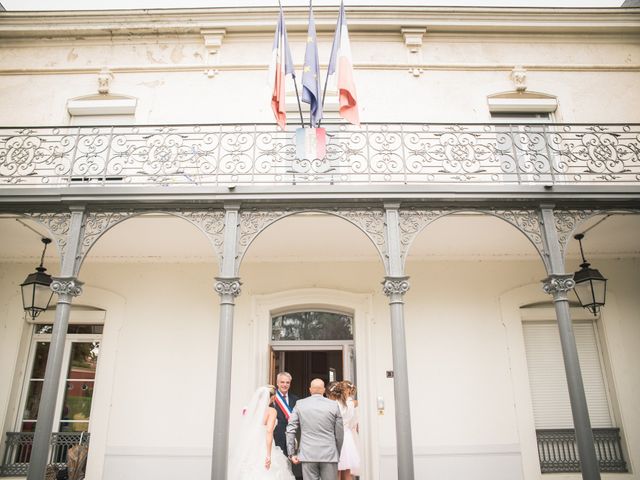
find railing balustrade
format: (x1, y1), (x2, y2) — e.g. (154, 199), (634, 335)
(0, 431), (90, 477)
(1, 123), (638, 188)
(536, 428), (628, 473)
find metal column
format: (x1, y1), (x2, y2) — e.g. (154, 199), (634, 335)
(540, 206), (601, 480)
(27, 207), (86, 480)
(383, 204), (415, 480)
(211, 204), (241, 480)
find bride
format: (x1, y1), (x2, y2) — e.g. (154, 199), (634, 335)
(229, 385), (294, 479)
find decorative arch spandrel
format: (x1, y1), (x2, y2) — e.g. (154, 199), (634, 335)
(26, 212), (72, 266)
(236, 208), (388, 275)
(70, 209), (225, 274)
(399, 208), (550, 271)
(554, 208), (640, 262)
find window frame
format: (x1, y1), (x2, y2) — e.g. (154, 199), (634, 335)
(14, 323), (103, 435)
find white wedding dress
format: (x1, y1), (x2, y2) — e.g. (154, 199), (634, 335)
(228, 386), (294, 480)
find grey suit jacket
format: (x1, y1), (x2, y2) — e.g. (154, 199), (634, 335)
(285, 394), (344, 463)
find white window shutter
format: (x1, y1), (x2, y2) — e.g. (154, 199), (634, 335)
(522, 321), (612, 429)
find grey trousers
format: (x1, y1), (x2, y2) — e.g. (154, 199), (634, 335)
(301, 462), (338, 480)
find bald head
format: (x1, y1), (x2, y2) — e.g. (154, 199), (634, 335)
(309, 378), (325, 395)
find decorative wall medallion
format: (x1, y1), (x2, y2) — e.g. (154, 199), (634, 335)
(511, 65), (527, 92)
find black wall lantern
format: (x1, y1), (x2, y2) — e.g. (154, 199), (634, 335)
(573, 233), (607, 316)
(21, 237), (54, 321)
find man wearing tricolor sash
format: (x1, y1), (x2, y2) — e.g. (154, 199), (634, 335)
(273, 372), (302, 479)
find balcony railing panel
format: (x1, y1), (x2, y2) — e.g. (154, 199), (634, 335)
(0, 123), (639, 188)
(536, 428), (628, 473)
(0, 431), (90, 477)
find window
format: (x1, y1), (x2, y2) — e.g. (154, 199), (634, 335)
(487, 93), (560, 184)
(67, 94), (136, 126)
(522, 317), (627, 473)
(18, 323), (103, 434)
(522, 320), (612, 429)
(271, 310), (353, 341)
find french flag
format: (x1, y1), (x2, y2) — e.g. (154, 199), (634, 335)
(326, 1), (359, 125)
(268, 6), (295, 130)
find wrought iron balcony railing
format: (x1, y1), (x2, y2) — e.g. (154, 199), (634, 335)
(0, 431), (90, 477)
(0, 123), (639, 189)
(536, 428), (628, 473)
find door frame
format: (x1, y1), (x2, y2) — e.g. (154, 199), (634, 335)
(270, 341), (356, 387)
(252, 288), (376, 480)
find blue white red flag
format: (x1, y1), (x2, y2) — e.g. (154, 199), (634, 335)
(301, 2), (322, 128)
(326, 1), (359, 125)
(268, 6), (296, 129)
(296, 127), (327, 161)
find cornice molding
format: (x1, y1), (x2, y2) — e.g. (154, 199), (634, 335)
(0, 7), (638, 39)
(2, 63), (638, 77)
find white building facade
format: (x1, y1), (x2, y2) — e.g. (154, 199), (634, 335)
(0, 4), (639, 480)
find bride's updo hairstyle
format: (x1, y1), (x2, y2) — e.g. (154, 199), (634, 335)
(266, 384), (276, 396)
(327, 381), (348, 404)
(343, 380), (356, 398)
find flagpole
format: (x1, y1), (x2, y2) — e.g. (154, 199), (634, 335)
(318, 0), (340, 128)
(318, 71), (330, 128)
(292, 75), (305, 128)
(278, 0), (305, 128)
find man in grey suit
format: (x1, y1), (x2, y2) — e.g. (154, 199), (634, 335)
(286, 378), (344, 480)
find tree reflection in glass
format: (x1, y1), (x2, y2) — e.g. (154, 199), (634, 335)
(271, 311), (353, 341)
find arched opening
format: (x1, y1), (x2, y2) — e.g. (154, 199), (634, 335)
(235, 211), (384, 480)
(74, 213), (220, 479)
(500, 212), (639, 477)
(401, 211), (546, 478)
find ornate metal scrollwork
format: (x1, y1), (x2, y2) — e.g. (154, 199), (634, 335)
(398, 209), (448, 263)
(2, 123), (638, 187)
(382, 276), (411, 296)
(72, 210), (225, 269)
(397, 208), (548, 270)
(178, 210), (225, 261)
(490, 209), (548, 270)
(237, 208), (388, 272)
(51, 277), (84, 297)
(25, 212), (71, 261)
(214, 277), (242, 297)
(237, 209), (290, 267)
(542, 274), (575, 295)
(332, 208), (387, 268)
(78, 211), (136, 265)
(553, 210), (602, 258)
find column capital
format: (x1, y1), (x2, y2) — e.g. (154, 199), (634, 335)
(214, 277), (242, 298)
(50, 276), (84, 298)
(382, 276), (411, 297)
(542, 273), (575, 296)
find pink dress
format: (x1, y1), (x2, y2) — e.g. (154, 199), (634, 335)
(338, 397), (361, 474)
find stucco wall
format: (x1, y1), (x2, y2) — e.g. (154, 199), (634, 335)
(0, 27), (638, 125)
(1, 255), (637, 479)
